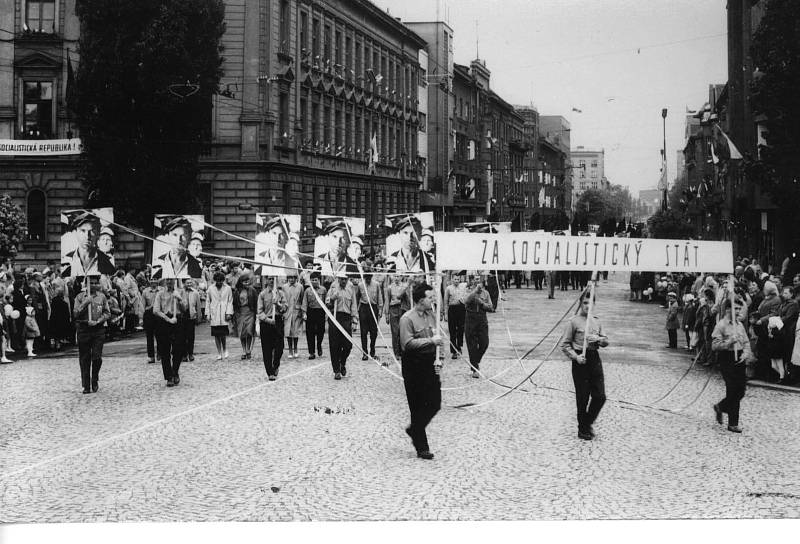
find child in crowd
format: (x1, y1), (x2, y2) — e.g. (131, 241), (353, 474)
(665, 291), (680, 348)
(24, 299), (40, 357)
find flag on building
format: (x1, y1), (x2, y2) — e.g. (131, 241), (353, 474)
(367, 133), (378, 174)
(714, 124), (743, 160)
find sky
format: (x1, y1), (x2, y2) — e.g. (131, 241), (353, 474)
(371, 0), (729, 196)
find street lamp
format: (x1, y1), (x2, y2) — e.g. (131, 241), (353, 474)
(661, 108), (668, 211)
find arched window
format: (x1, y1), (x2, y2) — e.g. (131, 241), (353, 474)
(27, 189), (46, 241)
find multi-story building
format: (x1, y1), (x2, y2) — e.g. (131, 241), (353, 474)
(405, 21), (453, 229)
(570, 146), (605, 198)
(513, 105), (542, 230)
(537, 115), (571, 230)
(446, 59), (527, 229)
(1, 0), (429, 265)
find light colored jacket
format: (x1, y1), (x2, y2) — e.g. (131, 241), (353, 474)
(207, 283), (233, 326)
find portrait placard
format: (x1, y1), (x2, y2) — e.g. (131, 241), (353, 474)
(313, 215), (366, 277)
(60, 207), (116, 278)
(384, 212), (436, 273)
(151, 214), (205, 279)
(254, 213), (302, 276)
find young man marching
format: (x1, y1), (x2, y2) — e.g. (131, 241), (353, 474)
(400, 282), (445, 460)
(561, 290), (609, 440)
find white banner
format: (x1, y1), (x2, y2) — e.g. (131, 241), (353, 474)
(435, 232), (734, 273)
(0, 138), (82, 156)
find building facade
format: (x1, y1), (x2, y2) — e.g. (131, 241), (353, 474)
(406, 21), (453, 230)
(1, 0), (429, 266)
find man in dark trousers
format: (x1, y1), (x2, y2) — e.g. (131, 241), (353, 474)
(73, 275), (111, 394)
(325, 272), (358, 380)
(356, 272), (383, 359)
(400, 282), (445, 460)
(463, 276), (494, 377)
(443, 273), (467, 359)
(257, 276), (287, 380)
(561, 290), (609, 440)
(301, 273), (327, 359)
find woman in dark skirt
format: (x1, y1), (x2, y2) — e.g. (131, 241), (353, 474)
(48, 282), (72, 350)
(207, 271), (233, 360)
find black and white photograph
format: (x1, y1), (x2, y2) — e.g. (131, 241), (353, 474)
(313, 214), (365, 277)
(3, 0), (800, 538)
(384, 211), (436, 273)
(151, 214), (205, 279)
(254, 213), (301, 276)
(59, 207), (116, 278)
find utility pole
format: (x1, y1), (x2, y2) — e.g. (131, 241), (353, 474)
(661, 108), (668, 211)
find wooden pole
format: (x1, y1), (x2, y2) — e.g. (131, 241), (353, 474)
(582, 270), (599, 356)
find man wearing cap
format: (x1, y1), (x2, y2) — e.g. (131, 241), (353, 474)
(152, 216), (202, 280)
(301, 272), (327, 359)
(343, 235), (364, 276)
(97, 226), (115, 258)
(317, 219), (350, 278)
(356, 272), (383, 359)
(463, 276), (494, 377)
(256, 214), (289, 274)
(386, 215), (434, 274)
(62, 212), (115, 278)
(188, 231), (204, 260)
(418, 228), (436, 268)
(73, 275), (111, 394)
(326, 272), (359, 379)
(385, 273), (410, 359)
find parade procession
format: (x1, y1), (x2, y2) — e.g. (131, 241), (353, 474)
(1, 0), (799, 532)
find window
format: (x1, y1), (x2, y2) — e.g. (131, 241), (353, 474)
(311, 101), (320, 143)
(324, 24), (331, 60)
(22, 81), (53, 139)
(591, 170), (598, 178)
(591, 159), (598, 168)
(26, 189), (46, 241)
(198, 184), (214, 241)
(334, 30), (342, 64)
(300, 12), (308, 51)
(26, 0), (55, 33)
(279, 0), (290, 51)
(299, 97), (308, 136)
(312, 18), (320, 57)
(419, 113), (426, 133)
(345, 36), (352, 74)
(283, 183), (291, 214)
(278, 92), (289, 138)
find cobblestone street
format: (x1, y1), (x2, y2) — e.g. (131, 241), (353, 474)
(2, 275), (799, 522)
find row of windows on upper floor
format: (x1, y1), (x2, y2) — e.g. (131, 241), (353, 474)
(289, 2), (424, 100)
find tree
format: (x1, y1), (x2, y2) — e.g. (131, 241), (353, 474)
(748, 0), (800, 212)
(0, 195), (27, 259)
(646, 209), (694, 240)
(75, 0), (225, 228)
(573, 186), (634, 234)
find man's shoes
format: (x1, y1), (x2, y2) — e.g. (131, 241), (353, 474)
(182, 356), (189, 362)
(0, 357), (13, 364)
(416, 450), (434, 460)
(309, 354), (316, 360)
(578, 430), (593, 440)
(166, 378), (175, 387)
(362, 354), (368, 361)
(82, 388), (91, 394)
(727, 425), (742, 433)
(268, 375), (277, 381)
(215, 355), (222, 361)
(241, 354), (247, 360)
(173, 375), (180, 385)
(471, 370), (480, 378)
(587, 425), (596, 438)
(381, 361), (389, 367)
(451, 353), (458, 359)
(91, 382), (98, 393)
(188, 355), (195, 362)
(713, 403), (723, 425)
(147, 359), (155, 364)
(318, 349), (323, 357)
(223, 350), (229, 359)
(334, 372), (342, 380)
(341, 366), (347, 377)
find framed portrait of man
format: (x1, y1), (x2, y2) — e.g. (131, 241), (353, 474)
(60, 208), (116, 278)
(151, 214), (205, 279)
(384, 212), (436, 273)
(254, 213), (301, 276)
(313, 215), (365, 277)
